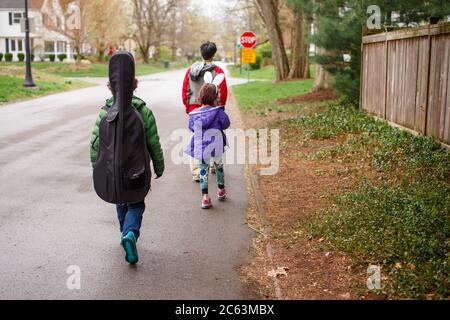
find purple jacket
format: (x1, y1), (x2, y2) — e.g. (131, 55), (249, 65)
(185, 106), (231, 160)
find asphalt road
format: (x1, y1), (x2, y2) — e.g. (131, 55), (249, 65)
(0, 66), (253, 299)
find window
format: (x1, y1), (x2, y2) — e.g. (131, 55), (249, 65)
(18, 40), (23, 52)
(57, 41), (66, 53)
(45, 41), (55, 53)
(13, 12), (24, 24)
(11, 39), (16, 51)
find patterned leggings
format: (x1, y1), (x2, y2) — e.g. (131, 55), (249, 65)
(199, 157), (225, 195)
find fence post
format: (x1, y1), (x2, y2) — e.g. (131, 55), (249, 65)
(383, 31), (389, 120)
(423, 23), (433, 136)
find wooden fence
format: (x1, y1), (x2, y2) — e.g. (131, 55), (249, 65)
(361, 22), (450, 145)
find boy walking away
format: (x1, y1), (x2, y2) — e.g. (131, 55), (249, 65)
(90, 51), (164, 265)
(185, 72), (230, 209)
(182, 41), (228, 182)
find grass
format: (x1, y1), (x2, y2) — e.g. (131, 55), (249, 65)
(229, 65), (276, 80)
(229, 64), (316, 81)
(232, 78), (314, 113)
(0, 60), (187, 103)
(0, 75), (89, 104)
(289, 104), (450, 299)
(0, 61), (186, 78)
(0, 64), (91, 104)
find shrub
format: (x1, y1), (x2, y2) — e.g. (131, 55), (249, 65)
(159, 45), (172, 62)
(48, 54), (56, 62)
(30, 54), (35, 61)
(257, 42), (272, 59)
(250, 54), (262, 70)
(0, 53), (3, 61)
(17, 53), (25, 62)
(84, 54), (98, 63)
(5, 53), (13, 62)
(57, 53), (67, 62)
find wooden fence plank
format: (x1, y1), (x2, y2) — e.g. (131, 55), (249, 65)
(427, 34), (450, 142)
(362, 22), (450, 145)
(415, 36), (430, 134)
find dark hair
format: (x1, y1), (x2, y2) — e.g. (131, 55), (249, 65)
(198, 84), (217, 106)
(200, 41), (217, 61)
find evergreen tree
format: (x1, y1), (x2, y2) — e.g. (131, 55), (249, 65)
(311, 0), (450, 104)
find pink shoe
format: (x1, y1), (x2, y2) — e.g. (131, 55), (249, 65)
(202, 197), (212, 209)
(217, 188), (227, 201)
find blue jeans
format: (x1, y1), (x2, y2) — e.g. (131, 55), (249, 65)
(116, 201), (145, 239)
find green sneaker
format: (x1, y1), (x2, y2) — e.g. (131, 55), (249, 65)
(121, 231), (139, 265)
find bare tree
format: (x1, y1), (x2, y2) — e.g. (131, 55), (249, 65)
(288, 4), (310, 79)
(254, 0), (290, 82)
(41, 0), (89, 63)
(151, 0), (176, 61)
(131, 0), (176, 63)
(171, 2), (217, 61)
(311, 10), (330, 90)
(131, 0), (152, 63)
(85, 0), (128, 62)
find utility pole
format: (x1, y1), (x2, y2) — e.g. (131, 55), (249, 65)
(23, 0), (36, 87)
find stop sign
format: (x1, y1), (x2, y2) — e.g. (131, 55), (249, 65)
(240, 31), (257, 48)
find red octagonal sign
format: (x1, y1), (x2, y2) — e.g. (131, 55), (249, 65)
(240, 31), (257, 48)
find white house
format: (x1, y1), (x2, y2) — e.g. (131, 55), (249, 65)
(0, 0), (74, 61)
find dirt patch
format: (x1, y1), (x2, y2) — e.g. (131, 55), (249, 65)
(276, 88), (337, 105)
(237, 97), (381, 300)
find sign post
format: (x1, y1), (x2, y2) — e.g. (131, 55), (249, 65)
(240, 31), (257, 83)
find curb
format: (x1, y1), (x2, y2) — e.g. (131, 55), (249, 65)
(229, 89), (283, 300)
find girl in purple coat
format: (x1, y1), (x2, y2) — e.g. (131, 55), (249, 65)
(185, 72), (230, 209)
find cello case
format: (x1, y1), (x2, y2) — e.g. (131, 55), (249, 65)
(93, 51), (151, 204)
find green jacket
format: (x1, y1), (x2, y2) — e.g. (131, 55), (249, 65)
(90, 96), (165, 177)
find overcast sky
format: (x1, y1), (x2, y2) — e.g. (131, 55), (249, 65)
(190, 0), (235, 17)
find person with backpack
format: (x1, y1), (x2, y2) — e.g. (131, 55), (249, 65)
(182, 41), (228, 182)
(90, 51), (164, 265)
(185, 72), (230, 209)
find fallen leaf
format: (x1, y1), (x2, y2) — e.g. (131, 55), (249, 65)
(268, 267), (289, 278)
(340, 293), (351, 299)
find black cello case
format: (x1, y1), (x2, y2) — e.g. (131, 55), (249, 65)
(93, 51), (151, 204)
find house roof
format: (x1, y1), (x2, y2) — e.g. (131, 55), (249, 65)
(0, 0), (45, 9)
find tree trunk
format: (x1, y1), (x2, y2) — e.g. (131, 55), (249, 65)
(171, 45), (177, 61)
(312, 13), (330, 91)
(74, 42), (82, 64)
(140, 45), (150, 64)
(256, 0), (290, 82)
(153, 39), (161, 61)
(288, 7), (309, 79)
(97, 44), (104, 62)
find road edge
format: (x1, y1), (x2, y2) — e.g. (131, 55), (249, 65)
(229, 88), (283, 300)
